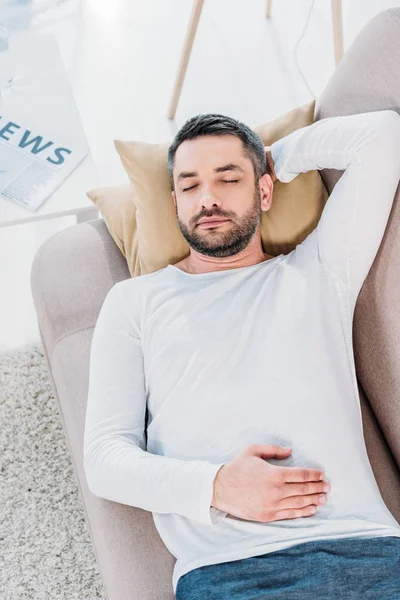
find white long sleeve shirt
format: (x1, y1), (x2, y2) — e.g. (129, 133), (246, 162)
(83, 109), (400, 595)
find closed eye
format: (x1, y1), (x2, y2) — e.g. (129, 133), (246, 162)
(182, 180), (239, 192)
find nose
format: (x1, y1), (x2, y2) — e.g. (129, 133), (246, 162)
(199, 189), (221, 210)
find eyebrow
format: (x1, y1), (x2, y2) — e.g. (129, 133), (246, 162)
(177, 163), (245, 182)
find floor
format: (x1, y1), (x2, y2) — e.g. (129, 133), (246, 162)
(0, 0), (399, 353)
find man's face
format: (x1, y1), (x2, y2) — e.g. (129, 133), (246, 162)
(171, 134), (272, 258)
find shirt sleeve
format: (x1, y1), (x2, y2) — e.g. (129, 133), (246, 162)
(270, 109), (400, 308)
(83, 281), (227, 526)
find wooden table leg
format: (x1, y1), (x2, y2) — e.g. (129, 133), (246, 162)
(331, 0), (343, 66)
(167, 0), (205, 120)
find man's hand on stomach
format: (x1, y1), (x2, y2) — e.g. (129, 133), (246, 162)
(212, 443), (331, 522)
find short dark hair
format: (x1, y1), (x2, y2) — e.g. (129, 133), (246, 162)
(167, 113), (268, 191)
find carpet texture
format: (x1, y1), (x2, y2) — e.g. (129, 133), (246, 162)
(0, 342), (105, 600)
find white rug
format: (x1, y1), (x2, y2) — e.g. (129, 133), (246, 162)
(0, 342), (105, 600)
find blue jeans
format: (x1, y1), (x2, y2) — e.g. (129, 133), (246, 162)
(175, 536), (400, 599)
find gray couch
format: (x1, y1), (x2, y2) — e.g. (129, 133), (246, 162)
(30, 8), (400, 600)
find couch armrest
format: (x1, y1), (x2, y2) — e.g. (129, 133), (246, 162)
(30, 219), (130, 358)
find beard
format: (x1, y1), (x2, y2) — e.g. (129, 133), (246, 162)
(176, 186), (262, 258)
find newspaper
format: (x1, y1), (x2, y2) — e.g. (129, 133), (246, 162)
(0, 111), (89, 211)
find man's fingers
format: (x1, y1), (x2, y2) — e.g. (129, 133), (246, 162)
(269, 505), (318, 522)
(276, 467), (325, 483)
(277, 492), (327, 510)
(280, 481), (330, 498)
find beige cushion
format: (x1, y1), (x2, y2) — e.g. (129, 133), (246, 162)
(89, 99), (328, 276)
(86, 183), (141, 278)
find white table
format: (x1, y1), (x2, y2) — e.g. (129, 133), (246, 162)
(0, 31), (100, 228)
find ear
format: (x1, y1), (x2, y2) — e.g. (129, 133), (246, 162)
(258, 172), (273, 212)
(171, 190), (176, 207)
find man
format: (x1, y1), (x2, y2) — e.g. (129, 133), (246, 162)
(83, 110), (400, 599)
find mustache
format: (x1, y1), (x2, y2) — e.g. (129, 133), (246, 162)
(194, 210), (233, 224)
